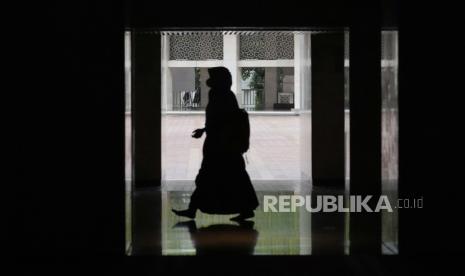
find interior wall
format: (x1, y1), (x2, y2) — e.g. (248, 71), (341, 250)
(199, 68), (209, 108)
(264, 67), (278, 109)
(171, 68), (195, 103)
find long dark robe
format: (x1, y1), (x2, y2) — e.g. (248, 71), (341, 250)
(189, 88), (259, 214)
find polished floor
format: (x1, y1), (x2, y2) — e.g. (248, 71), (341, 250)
(128, 181), (398, 256)
(126, 112), (398, 255)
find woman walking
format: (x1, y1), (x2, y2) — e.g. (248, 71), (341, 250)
(172, 67), (259, 221)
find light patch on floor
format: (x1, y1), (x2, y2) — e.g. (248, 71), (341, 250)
(161, 114), (301, 180)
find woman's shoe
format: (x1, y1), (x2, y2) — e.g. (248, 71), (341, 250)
(171, 208), (196, 219)
(230, 211), (254, 221)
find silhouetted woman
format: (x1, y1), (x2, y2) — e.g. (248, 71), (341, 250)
(172, 67), (259, 221)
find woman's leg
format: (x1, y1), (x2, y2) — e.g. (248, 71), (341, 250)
(172, 189), (198, 219)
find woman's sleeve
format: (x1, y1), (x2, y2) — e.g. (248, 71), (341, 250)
(205, 103), (221, 132)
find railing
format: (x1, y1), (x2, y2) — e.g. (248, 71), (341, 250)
(173, 90), (201, 111)
(242, 88), (264, 111)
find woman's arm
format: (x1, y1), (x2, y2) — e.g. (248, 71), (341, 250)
(192, 128), (205, 138)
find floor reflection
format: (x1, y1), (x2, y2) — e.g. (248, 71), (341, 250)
(173, 220), (259, 255)
(130, 181), (398, 255)
(163, 189), (309, 255)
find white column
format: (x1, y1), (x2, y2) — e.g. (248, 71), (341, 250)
(223, 34), (241, 104)
(298, 32), (313, 183)
(161, 35), (172, 111)
(294, 33), (302, 110)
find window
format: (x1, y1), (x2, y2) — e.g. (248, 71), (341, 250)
(241, 67), (295, 111)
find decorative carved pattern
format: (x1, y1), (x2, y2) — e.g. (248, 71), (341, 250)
(278, 93), (294, 104)
(169, 35), (223, 60)
(240, 34), (294, 60)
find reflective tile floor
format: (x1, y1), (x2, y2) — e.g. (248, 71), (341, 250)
(163, 191), (311, 255)
(128, 181), (398, 255)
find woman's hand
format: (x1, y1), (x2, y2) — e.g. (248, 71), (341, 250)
(191, 128), (205, 139)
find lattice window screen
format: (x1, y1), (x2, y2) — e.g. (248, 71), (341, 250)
(239, 33), (294, 60)
(169, 34), (223, 60)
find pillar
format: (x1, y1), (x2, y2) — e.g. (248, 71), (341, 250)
(311, 32), (345, 187)
(132, 32), (162, 187)
(161, 35), (172, 111)
(349, 3), (382, 253)
(223, 34), (241, 104)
